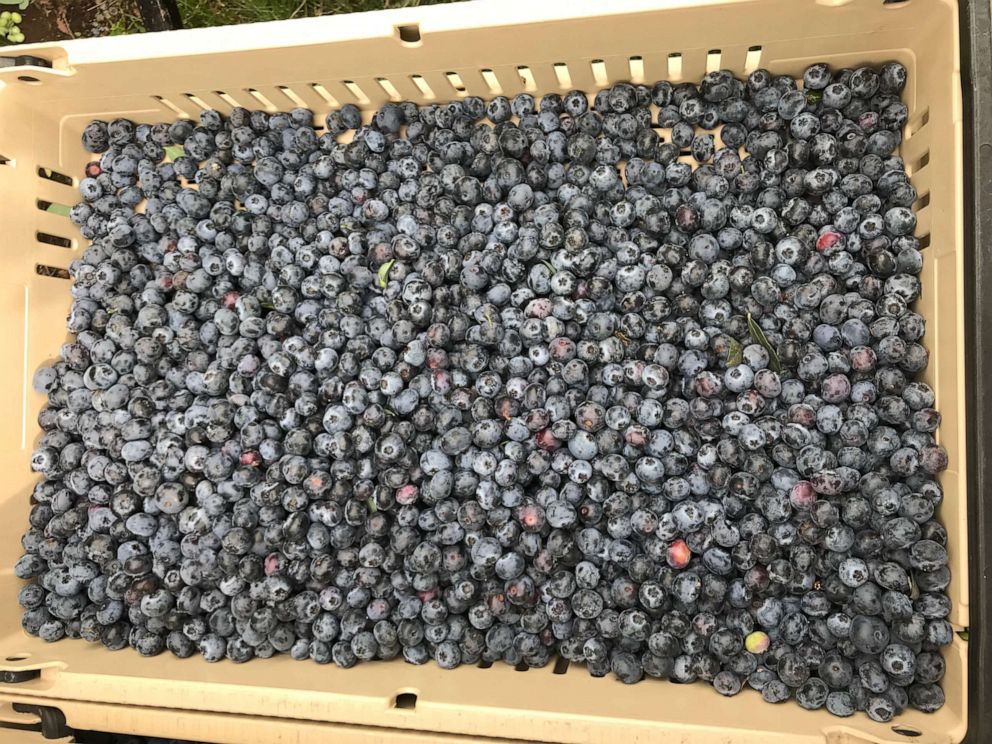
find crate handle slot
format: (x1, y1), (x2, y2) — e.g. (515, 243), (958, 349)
(553, 63), (571, 89)
(395, 24), (421, 45)
(667, 53), (683, 81)
(277, 86), (308, 108)
(392, 691), (418, 709)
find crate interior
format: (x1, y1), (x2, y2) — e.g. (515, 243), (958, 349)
(0, 1), (967, 742)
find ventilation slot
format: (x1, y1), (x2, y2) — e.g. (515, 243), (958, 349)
(392, 692), (418, 709)
(706, 49), (722, 73)
(516, 66), (536, 93)
(745, 46), (762, 74)
(446, 72), (467, 94)
(914, 192), (931, 211)
(553, 63), (571, 89)
(890, 726), (922, 737)
(36, 264), (71, 279)
(213, 90), (241, 109)
(342, 81), (370, 104)
(0, 153), (11, 166)
(396, 24), (421, 44)
(277, 86), (308, 108)
(310, 83), (338, 106)
(909, 108), (930, 136)
(246, 88), (278, 111)
(37, 232), (72, 249)
(37, 167), (73, 186)
(37, 199), (71, 217)
(153, 95), (188, 117)
(552, 657), (570, 675)
(909, 150), (930, 175)
(628, 56), (645, 84)
(668, 53), (683, 81)
(184, 93), (210, 110)
(410, 75), (435, 99)
(918, 233), (931, 250)
(481, 69), (502, 95)
(590, 60), (609, 87)
(376, 78), (402, 101)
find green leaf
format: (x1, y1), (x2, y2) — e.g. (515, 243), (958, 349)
(259, 301), (275, 311)
(377, 259), (395, 289)
(747, 312), (781, 372)
(726, 338), (743, 367)
(958, 630), (969, 642)
(541, 260), (556, 275)
(805, 89), (823, 105)
(484, 309), (494, 328)
(385, 407), (397, 417)
(367, 497), (378, 513)
(164, 145), (185, 162)
(45, 202), (71, 217)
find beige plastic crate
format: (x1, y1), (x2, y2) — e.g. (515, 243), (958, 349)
(0, 0), (967, 742)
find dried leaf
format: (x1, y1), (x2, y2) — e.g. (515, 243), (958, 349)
(958, 630), (969, 642)
(726, 338), (743, 366)
(377, 259), (395, 289)
(747, 312), (781, 372)
(542, 260), (556, 275)
(908, 573), (920, 600)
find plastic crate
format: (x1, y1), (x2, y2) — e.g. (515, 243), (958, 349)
(0, 0), (975, 742)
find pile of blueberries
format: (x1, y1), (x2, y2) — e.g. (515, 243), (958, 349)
(17, 60), (952, 722)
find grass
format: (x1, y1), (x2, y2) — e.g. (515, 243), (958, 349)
(175, 0), (454, 28)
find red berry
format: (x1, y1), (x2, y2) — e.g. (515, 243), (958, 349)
(223, 291), (240, 309)
(536, 429), (561, 451)
(816, 231), (844, 253)
(517, 504), (545, 531)
(667, 539), (692, 569)
(396, 484), (418, 505)
(240, 451), (260, 466)
(84, 162), (102, 178)
(264, 554), (282, 576)
(790, 480), (817, 510)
